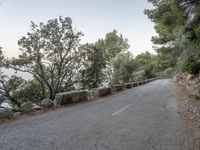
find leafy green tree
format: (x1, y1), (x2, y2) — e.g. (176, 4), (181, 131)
(133, 51), (157, 80)
(80, 43), (106, 89)
(112, 52), (136, 84)
(16, 79), (45, 104)
(0, 75), (44, 109)
(10, 16), (84, 99)
(96, 30), (130, 84)
(145, 0), (200, 74)
(103, 30), (130, 60)
(0, 75), (25, 109)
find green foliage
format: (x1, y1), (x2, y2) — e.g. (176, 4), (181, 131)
(0, 75), (25, 108)
(10, 16), (84, 99)
(0, 74), (44, 109)
(103, 30), (130, 60)
(16, 80), (44, 104)
(163, 67), (174, 76)
(145, 0), (200, 74)
(181, 56), (200, 74)
(132, 70), (146, 81)
(133, 52), (157, 80)
(96, 30), (130, 84)
(80, 43), (106, 89)
(112, 52), (135, 84)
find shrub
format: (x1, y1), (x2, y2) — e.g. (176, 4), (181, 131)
(181, 56), (200, 74)
(163, 67), (174, 76)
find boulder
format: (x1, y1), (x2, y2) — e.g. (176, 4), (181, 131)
(33, 103), (42, 110)
(54, 90), (88, 106)
(187, 74), (195, 80)
(41, 99), (54, 108)
(0, 107), (13, 119)
(21, 102), (34, 113)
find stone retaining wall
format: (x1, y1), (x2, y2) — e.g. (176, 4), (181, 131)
(112, 85), (124, 92)
(124, 83), (132, 89)
(54, 90), (88, 106)
(98, 87), (112, 97)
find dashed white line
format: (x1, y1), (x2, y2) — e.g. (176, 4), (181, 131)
(112, 103), (134, 116)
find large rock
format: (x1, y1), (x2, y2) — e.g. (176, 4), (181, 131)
(41, 99), (54, 108)
(187, 74), (195, 80)
(21, 102), (34, 113)
(0, 107), (13, 119)
(54, 90), (88, 106)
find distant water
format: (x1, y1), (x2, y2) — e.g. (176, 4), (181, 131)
(2, 68), (33, 80)
(1, 102), (12, 108)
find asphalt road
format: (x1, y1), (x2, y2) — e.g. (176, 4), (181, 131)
(0, 79), (198, 150)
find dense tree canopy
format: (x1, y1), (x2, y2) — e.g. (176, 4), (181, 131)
(80, 43), (106, 89)
(112, 52), (136, 84)
(95, 30), (130, 84)
(145, 0), (200, 74)
(10, 16), (84, 100)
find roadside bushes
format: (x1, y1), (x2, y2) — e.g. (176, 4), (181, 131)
(181, 56), (200, 75)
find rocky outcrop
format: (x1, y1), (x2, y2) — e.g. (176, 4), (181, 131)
(41, 99), (54, 108)
(54, 90), (88, 106)
(0, 107), (13, 119)
(173, 73), (200, 100)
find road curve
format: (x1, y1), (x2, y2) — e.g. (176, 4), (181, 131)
(0, 79), (198, 150)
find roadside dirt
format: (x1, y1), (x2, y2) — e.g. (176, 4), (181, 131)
(175, 81), (200, 147)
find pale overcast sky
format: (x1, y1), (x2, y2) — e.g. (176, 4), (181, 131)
(0, 0), (156, 57)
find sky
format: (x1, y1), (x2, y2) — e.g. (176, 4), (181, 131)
(0, 0), (156, 57)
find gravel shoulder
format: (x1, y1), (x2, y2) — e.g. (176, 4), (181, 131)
(175, 81), (200, 146)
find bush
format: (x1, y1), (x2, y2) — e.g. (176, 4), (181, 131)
(163, 67), (174, 76)
(181, 56), (200, 74)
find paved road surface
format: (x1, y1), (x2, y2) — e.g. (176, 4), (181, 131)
(0, 79), (198, 150)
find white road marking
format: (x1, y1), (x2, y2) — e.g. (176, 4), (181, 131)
(112, 103), (134, 116)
